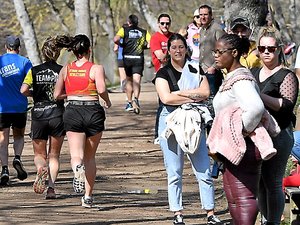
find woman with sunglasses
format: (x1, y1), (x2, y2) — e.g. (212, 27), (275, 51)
(208, 33), (265, 224)
(185, 8), (202, 62)
(251, 27), (298, 225)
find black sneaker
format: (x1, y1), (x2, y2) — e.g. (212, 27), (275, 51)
(0, 167), (9, 185)
(132, 98), (140, 114)
(207, 215), (223, 225)
(173, 214), (185, 225)
(13, 158), (27, 180)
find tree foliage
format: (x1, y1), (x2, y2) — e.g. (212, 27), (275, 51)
(1, 0), (299, 83)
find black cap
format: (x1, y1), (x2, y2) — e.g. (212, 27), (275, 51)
(6, 35), (21, 49)
(230, 16), (250, 30)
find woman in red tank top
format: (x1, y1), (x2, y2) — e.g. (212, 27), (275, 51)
(54, 34), (111, 208)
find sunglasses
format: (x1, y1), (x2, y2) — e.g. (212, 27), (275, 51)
(160, 22), (170, 26)
(212, 48), (235, 56)
(257, 46), (277, 53)
(194, 15), (200, 19)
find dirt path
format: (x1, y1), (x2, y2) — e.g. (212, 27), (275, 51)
(0, 83), (231, 225)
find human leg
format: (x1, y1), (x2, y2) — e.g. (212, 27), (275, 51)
(258, 127), (294, 224)
(0, 128), (10, 166)
(158, 106), (185, 212)
(83, 132), (102, 198)
(132, 73), (142, 100)
(0, 128), (10, 185)
(32, 139), (48, 194)
(66, 131), (86, 193)
(188, 132), (214, 212)
(223, 138), (261, 225)
(48, 136), (64, 189)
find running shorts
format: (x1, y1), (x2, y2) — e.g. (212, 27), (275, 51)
(123, 57), (144, 77)
(31, 116), (65, 140)
(0, 113), (27, 129)
(63, 103), (105, 137)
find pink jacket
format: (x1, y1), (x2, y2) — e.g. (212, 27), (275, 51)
(207, 104), (280, 165)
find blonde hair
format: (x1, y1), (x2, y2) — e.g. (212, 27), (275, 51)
(257, 26), (287, 66)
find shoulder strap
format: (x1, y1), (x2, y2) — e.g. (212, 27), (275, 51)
(166, 67), (179, 91)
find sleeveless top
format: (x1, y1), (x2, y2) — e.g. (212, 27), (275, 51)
(65, 61), (97, 96)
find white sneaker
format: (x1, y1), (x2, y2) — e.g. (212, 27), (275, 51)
(154, 137), (160, 145)
(73, 165), (85, 193)
(81, 196), (93, 208)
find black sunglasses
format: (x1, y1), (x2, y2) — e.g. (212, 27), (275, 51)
(257, 46), (277, 53)
(160, 22), (170, 26)
(212, 48), (235, 56)
(194, 15), (200, 19)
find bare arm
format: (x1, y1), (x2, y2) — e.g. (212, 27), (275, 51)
(154, 49), (167, 63)
(92, 65), (111, 109)
(155, 76), (210, 105)
(20, 83), (32, 97)
(176, 76), (210, 101)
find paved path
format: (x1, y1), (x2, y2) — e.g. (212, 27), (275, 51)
(0, 82), (231, 225)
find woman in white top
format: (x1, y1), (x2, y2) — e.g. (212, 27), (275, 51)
(209, 33), (265, 224)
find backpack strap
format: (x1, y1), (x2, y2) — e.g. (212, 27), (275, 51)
(166, 67), (179, 91)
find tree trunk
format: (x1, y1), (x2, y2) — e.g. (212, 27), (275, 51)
(269, 0), (292, 43)
(102, 0), (119, 84)
(13, 0), (41, 65)
(224, 0), (269, 39)
(74, 0), (93, 59)
(132, 0), (157, 32)
(45, 0), (69, 33)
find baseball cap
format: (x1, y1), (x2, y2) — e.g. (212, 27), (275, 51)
(193, 9), (199, 16)
(6, 35), (21, 49)
(230, 16), (250, 30)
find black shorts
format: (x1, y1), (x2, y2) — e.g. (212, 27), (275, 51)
(0, 113), (27, 129)
(118, 59), (124, 68)
(63, 103), (105, 137)
(31, 116), (65, 140)
(123, 57), (144, 77)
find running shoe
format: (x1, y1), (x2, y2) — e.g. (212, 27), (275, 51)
(33, 167), (48, 194)
(45, 187), (56, 199)
(13, 158), (28, 180)
(132, 98), (140, 114)
(125, 102), (134, 112)
(0, 167), (9, 185)
(73, 165), (85, 193)
(207, 215), (223, 225)
(81, 196), (93, 208)
(173, 214), (185, 225)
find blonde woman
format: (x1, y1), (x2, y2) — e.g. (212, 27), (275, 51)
(251, 27), (298, 225)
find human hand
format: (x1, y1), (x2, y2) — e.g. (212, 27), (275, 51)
(103, 100), (112, 109)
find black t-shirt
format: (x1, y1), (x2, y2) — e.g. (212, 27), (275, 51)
(154, 63), (181, 92)
(31, 61), (64, 120)
(152, 62), (182, 107)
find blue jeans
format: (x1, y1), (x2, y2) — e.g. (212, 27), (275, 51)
(258, 125), (294, 225)
(158, 106), (215, 211)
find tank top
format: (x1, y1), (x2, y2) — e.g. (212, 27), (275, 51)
(65, 61), (97, 96)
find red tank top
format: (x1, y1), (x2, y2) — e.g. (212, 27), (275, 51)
(65, 61), (97, 96)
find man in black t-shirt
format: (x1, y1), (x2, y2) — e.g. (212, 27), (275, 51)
(114, 15), (151, 114)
